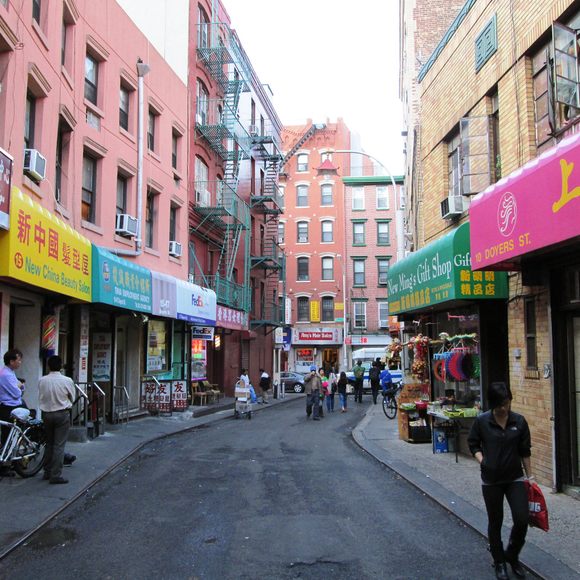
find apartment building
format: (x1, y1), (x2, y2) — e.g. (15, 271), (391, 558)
(399, 0), (580, 491)
(0, 0), (200, 418)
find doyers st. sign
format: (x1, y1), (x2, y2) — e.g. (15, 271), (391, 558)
(387, 222), (508, 315)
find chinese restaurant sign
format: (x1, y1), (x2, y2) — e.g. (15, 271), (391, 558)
(470, 131), (580, 270)
(0, 188), (91, 300)
(387, 222), (508, 315)
(216, 305), (249, 330)
(92, 246), (151, 312)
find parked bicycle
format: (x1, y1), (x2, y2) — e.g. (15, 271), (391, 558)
(382, 384), (403, 419)
(0, 408), (46, 477)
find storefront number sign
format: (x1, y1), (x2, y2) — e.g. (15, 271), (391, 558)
(388, 222), (508, 315)
(0, 189), (92, 300)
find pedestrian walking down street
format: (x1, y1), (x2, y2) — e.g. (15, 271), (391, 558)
(304, 365), (322, 420)
(337, 371), (349, 412)
(326, 367), (338, 413)
(467, 382), (532, 580)
(369, 361), (381, 404)
(352, 360), (365, 403)
(318, 368), (328, 417)
(259, 368), (271, 404)
(39, 355), (76, 484)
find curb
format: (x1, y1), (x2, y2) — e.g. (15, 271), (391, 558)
(351, 411), (577, 580)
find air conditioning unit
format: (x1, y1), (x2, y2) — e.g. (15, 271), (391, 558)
(115, 213), (138, 237)
(196, 188), (211, 207)
(23, 149), (47, 182)
(440, 195), (464, 219)
(297, 235), (308, 243)
(168, 240), (182, 257)
(248, 124), (259, 136)
(379, 319), (389, 329)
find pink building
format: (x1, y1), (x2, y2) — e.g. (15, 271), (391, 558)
(0, 0), (190, 416)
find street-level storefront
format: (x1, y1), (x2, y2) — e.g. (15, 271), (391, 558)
(388, 222), (509, 451)
(290, 327), (343, 374)
(0, 187), (92, 411)
(470, 132), (580, 491)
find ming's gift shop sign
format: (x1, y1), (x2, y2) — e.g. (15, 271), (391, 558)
(0, 188), (92, 300)
(470, 132), (580, 270)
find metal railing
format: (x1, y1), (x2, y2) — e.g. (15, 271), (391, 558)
(112, 386), (129, 426)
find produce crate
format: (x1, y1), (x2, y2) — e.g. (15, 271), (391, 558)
(408, 425), (432, 443)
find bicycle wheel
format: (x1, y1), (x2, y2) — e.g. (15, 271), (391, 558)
(13, 425), (46, 478)
(384, 396), (398, 419)
(381, 395), (390, 418)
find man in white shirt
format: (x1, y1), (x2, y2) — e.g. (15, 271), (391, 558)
(39, 355), (75, 484)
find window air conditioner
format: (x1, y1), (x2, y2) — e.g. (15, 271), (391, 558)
(297, 235), (308, 243)
(440, 195), (464, 219)
(23, 149), (47, 182)
(115, 213), (138, 237)
(248, 124), (259, 136)
(379, 319), (389, 329)
(196, 188), (211, 207)
(168, 240), (182, 257)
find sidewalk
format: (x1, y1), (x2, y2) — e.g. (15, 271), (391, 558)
(353, 403), (580, 580)
(0, 394), (289, 560)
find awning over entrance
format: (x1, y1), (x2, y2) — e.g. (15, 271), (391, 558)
(92, 246), (152, 313)
(387, 222), (508, 315)
(470, 132), (580, 270)
(151, 271), (176, 318)
(175, 279), (216, 325)
(0, 188), (91, 301)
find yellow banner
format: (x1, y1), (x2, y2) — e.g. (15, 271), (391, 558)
(0, 188), (92, 300)
(310, 300), (320, 322)
(335, 302), (344, 310)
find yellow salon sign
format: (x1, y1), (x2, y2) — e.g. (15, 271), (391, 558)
(310, 300), (320, 322)
(0, 188), (91, 300)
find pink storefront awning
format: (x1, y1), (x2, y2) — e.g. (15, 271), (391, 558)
(470, 132), (580, 270)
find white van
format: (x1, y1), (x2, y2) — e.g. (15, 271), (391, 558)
(347, 347), (402, 392)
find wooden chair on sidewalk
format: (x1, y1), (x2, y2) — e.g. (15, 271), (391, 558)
(200, 380), (221, 403)
(191, 382), (208, 406)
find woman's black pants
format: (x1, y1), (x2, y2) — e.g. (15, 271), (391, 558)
(482, 480), (528, 563)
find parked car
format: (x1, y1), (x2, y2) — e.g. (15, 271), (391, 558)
(280, 371), (306, 393)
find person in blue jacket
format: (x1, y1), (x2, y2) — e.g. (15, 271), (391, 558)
(379, 367), (393, 394)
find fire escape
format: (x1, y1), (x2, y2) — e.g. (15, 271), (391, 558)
(191, 22), (252, 311)
(249, 123), (285, 331)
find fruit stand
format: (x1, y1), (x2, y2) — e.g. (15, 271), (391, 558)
(397, 382), (431, 443)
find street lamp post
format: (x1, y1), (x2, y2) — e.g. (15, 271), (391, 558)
(337, 254), (348, 371)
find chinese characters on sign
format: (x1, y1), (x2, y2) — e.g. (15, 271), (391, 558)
(92, 332), (112, 381)
(216, 305), (248, 330)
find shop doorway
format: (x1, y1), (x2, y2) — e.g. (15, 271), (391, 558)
(571, 316), (580, 485)
(322, 348), (338, 373)
(115, 315), (142, 410)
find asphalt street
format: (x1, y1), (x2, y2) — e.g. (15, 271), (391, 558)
(0, 398), (538, 579)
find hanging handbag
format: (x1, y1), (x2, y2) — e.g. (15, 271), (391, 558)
(525, 479), (549, 532)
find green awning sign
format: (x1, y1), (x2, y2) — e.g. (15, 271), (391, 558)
(387, 222), (508, 315)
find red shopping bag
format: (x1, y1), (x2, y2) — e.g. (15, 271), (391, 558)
(525, 480), (549, 532)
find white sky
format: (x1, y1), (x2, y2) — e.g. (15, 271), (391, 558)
(225, 1), (405, 175)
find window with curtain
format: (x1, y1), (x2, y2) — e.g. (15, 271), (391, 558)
(352, 187), (365, 210)
(353, 302), (366, 328)
(82, 154), (97, 223)
(297, 153), (308, 172)
(297, 221), (309, 243)
(321, 183), (333, 205)
(353, 259), (365, 286)
(377, 221), (390, 245)
(378, 302), (389, 327)
(376, 186), (389, 209)
(377, 258), (390, 285)
(321, 257), (334, 280)
(296, 185), (308, 207)
(84, 53), (98, 105)
(353, 222), (365, 245)
(321, 220), (333, 242)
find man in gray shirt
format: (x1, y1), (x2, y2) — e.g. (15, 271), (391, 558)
(39, 355), (75, 484)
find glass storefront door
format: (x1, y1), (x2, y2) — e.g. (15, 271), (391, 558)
(572, 317), (580, 484)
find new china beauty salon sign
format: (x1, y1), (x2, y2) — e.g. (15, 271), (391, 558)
(0, 188), (91, 300)
(387, 222), (508, 315)
(470, 132), (580, 270)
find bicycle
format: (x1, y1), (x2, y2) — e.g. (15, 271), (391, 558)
(381, 383), (403, 419)
(0, 409), (46, 478)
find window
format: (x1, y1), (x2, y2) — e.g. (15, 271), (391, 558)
(321, 183), (333, 206)
(459, 116), (492, 195)
(353, 222), (365, 245)
(55, 118), (72, 204)
(24, 92), (36, 149)
(448, 131), (461, 196)
(353, 302), (366, 328)
(321, 297), (334, 322)
(82, 154), (97, 223)
(84, 54), (98, 105)
(197, 6), (209, 49)
(169, 204), (178, 241)
(118, 85), (130, 131)
(172, 131), (179, 170)
(353, 259), (365, 286)
(297, 257), (309, 281)
(196, 80), (209, 125)
(378, 302), (389, 328)
(490, 92), (501, 181)
(145, 189), (156, 248)
(296, 184), (308, 207)
(61, 1), (76, 71)
(297, 153), (308, 172)
(116, 174), (127, 216)
(377, 221), (390, 245)
(195, 156), (209, 205)
(297, 221), (309, 243)
(321, 257), (334, 280)
(524, 297), (537, 369)
(61, 20), (67, 67)
(278, 222), (285, 244)
(532, 45), (552, 151)
(376, 186), (389, 209)
(297, 297), (309, 321)
(352, 187), (364, 210)
(32, 0), (41, 23)
(321, 220), (333, 242)
(147, 108), (157, 152)
(553, 22), (580, 130)
(320, 151), (332, 162)
(377, 258), (390, 285)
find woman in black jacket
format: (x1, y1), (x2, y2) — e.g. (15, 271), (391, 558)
(468, 383), (532, 580)
(336, 371), (349, 413)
